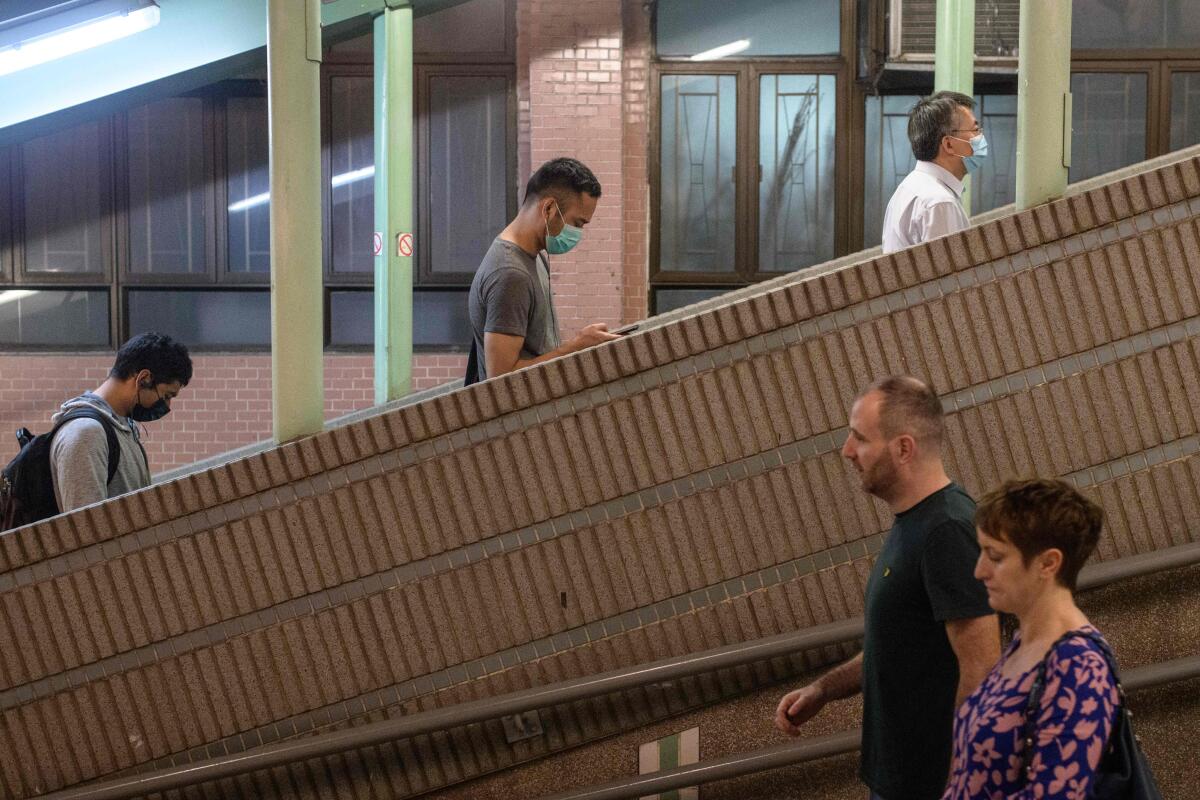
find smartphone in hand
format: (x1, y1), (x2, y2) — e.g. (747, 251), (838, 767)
(614, 324), (640, 336)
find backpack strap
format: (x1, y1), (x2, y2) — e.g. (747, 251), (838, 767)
(1019, 628), (1121, 782)
(52, 409), (122, 485)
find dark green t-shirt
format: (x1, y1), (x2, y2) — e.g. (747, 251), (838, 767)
(859, 483), (993, 800)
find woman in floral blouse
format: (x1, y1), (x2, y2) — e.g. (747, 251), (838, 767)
(942, 478), (1119, 800)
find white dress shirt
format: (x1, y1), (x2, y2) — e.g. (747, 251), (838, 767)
(881, 160), (970, 254)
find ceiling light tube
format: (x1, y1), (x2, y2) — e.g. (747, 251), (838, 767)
(0, 0), (160, 78)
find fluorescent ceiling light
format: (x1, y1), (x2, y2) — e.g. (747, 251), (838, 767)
(689, 39), (750, 61)
(228, 166), (377, 213)
(0, 1), (160, 78)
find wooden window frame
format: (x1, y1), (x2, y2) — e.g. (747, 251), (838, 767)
(649, 0), (861, 292)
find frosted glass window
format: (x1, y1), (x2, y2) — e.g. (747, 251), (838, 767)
(1070, 74), (1147, 184)
(129, 290), (270, 347)
(1072, 0), (1200, 49)
(656, 0), (839, 58)
(128, 98), (207, 274)
(22, 122), (106, 274)
(330, 76), (375, 274)
(1170, 72), (1200, 153)
(427, 76), (509, 274)
(660, 74), (737, 273)
(226, 97), (271, 273)
(0, 289), (108, 346)
(759, 74), (836, 272)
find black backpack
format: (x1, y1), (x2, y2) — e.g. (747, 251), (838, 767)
(0, 409), (122, 532)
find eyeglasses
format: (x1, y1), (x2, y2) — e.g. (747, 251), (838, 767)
(950, 126), (982, 135)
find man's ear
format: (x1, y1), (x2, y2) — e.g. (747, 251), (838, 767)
(893, 433), (917, 464)
(135, 369), (153, 388)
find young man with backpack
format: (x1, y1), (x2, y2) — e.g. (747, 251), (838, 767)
(1, 332), (192, 529)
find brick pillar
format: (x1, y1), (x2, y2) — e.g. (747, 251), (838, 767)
(517, 0), (626, 337)
(621, 0), (651, 323)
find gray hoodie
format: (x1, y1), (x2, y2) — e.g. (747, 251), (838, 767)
(49, 393), (152, 514)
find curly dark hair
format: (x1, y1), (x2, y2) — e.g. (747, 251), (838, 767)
(522, 157), (602, 206)
(110, 332), (193, 386)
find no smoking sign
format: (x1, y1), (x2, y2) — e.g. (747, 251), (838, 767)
(397, 232), (414, 257)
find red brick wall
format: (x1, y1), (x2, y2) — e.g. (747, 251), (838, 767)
(517, 0), (627, 337)
(0, 353), (465, 473)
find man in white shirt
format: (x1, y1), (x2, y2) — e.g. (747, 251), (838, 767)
(881, 91), (988, 254)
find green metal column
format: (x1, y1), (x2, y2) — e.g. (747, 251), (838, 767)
(267, 0), (325, 442)
(934, 0), (975, 212)
(373, 2), (414, 404)
(1016, 0), (1072, 209)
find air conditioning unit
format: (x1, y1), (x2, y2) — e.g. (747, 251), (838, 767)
(888, 0), (1019, 65)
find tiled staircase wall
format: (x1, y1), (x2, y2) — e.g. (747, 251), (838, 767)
(1, 149), (1200, 798)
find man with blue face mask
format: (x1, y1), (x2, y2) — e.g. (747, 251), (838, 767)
(881, 91), (987, 254)
(49, 332), (192, 513)
(467, 157), (619, 383)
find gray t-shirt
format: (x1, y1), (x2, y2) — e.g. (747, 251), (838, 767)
(467, 238), (561, 382)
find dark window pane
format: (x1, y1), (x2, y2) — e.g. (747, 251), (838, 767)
(329, 289), (470, 348)
(415, 0), (509, 55)
(660, 74), (736, 273)
(329, 290), (373, 347)
(655, 287), (734, 314)
(22, 121), (106, 274)
(129, 290), (270, 347)
(758, 74), (836, 272)
(1070, 73), (1147, 184)
(226, 97), (271, 273)
(1072, 0), (1200, 49)
(0, 289), (108, 346)
(128, 98), (207, 274)
(656, 0), (839, 58)
(330, 76), (375, 274)
(1170, 72), (1200, 153)
(428, 75), (509, 275)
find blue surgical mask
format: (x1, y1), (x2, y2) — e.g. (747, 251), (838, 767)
(951, 132), (989, 174)
(545, 202), (582, 255)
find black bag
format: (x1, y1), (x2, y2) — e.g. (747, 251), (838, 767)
(1020, 629), (1163, 799)
(464, 340), (480, 387)
(0, 409), (122, 532)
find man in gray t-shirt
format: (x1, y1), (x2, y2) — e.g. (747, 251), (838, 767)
(468, 157), (619, 383)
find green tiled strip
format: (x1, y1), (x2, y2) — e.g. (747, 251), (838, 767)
(5, 196), (1197, 597)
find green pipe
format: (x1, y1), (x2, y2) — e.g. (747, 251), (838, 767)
(934, 0), (975, 212)
(373, 3), (415, 404)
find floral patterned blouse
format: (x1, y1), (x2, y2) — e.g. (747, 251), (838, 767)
(942, 626), (1119, 800)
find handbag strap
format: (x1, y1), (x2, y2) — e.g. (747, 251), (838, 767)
(1018, 628), (1126, 781)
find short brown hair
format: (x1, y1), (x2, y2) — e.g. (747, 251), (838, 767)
(975, 478), (1104, 591)
(861, 375), (944, 449)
